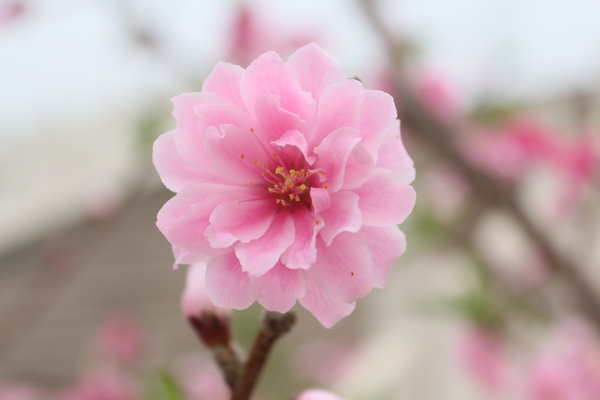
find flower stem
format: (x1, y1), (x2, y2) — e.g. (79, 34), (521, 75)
(232, 311), (297, 400)
(212, 344), (242, 389)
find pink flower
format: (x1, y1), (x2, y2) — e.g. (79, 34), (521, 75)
(227, 4), (317, 67)
(96, 313), (143, 366)
(175, 357), (230, 400)
(154, 43), (416, 328)
(525, 322), (600, 400)
(62, 369), (140, 400)
(460, 327), (510, 394)
(293, 389), (346, 400)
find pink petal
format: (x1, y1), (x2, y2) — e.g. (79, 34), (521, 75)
(308, 233), (374, 303)
(167, 190), (256, 262)
(286, 43), (346, 101)
(173, 245), (204, 266)
(240, 51), (314, 121)
(172, 92), (226, 174)
(318, 191), (362, 246)
(360, 225), (406, 288)
(313, 127), (361, 192)
(204, 125), (275, 185)
(255, 95), (307, 146)
(172, 92), (226, 133)
(281, 207), (322, 270)
(206, 198), (277, 248)
(309, 79), (363, 146)
(201, 61), (246, 111)
(205, 253), (255, 309)
(156, 183), (213, 235)
(309, 187), (331, 215)
(355, 169), (416, 226)
(299, 275), (356, 329)
(252, 263), (306, 313)
(359, 90), (398, 160)
(194, 103), (254, 134)
(376, 120), (415, 184)
(235, 210), (295, 276)
(271, 129), (316, 165)
(341, 143), (375, 190)
(153, 131), (203, 192)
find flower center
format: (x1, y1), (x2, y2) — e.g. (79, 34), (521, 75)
(267, 165), (311, 206)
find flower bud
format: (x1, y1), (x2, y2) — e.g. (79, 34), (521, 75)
(181, 263), (232, 348)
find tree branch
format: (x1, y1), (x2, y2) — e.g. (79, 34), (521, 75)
(360, 0), (600, 326)
(232, 311), (296, 400)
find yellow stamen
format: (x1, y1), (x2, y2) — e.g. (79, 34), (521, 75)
(300, 184), (307, 190)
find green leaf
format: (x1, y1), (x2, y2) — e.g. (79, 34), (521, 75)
(145, 370), (186, 400)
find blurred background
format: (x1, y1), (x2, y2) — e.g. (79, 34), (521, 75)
(1, 0), (600, 399)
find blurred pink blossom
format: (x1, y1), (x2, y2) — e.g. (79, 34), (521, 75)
(412, 69), (462, 121)
(154, 44), (415, 327)
(366, 66), (461, 121)
(293, 389), (346, 400)
(228, 4), (317, 67)
(61, 369), (141, 400)
(175, 357), (230, 400)
(462, 118), (599, 212)
(0, 0), (26, 26)
(0, 383), (45, 400)
(460, 327), (510, 394)
(460, 126), (529, 181)
(96, 312), (143, 366)
(525, 321), (600, 400)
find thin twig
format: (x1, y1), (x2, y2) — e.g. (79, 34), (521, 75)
(212, 344), (242, 389)
(232, 311), (296, 400)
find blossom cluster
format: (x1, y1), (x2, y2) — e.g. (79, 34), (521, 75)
(154, 43), (416, 327)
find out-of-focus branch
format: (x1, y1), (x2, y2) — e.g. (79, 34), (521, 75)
(359, 0), (600, 326)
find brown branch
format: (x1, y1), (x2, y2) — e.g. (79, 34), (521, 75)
(212, 344), (242, 389)
(360, 0), (600, 326)
(232, 311), (296, 400)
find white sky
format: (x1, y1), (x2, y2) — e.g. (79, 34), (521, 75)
(1, 0), (600, 138)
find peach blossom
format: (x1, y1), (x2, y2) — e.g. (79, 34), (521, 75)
(154, 44), (415, 327)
